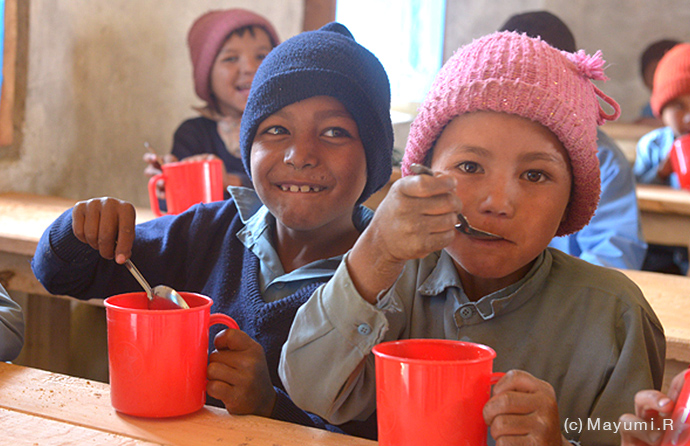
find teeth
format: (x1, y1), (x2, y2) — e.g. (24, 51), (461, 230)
(279, 184), (323, 193)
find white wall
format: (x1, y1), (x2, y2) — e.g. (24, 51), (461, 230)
(0, 0), (303, 206)
(444, 0), (690, 122)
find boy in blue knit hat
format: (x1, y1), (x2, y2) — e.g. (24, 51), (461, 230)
(31, 22), (392, 438)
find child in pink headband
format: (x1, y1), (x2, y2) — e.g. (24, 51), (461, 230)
(280, 31), (664, 445)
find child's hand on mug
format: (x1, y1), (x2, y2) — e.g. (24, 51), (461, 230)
(71, 197), (136, 264)
(619, 371), (687, 446)
(207, 328), (277, 417)
(143, 153), (178, 199)
(483, 370), (569, 446)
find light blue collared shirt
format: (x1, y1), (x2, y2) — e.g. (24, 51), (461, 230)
(230, 186), (369, 303)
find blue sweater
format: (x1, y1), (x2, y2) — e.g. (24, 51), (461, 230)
(31, 199), (377, 438)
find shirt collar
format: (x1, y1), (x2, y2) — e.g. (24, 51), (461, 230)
(418, 249), (551, 321)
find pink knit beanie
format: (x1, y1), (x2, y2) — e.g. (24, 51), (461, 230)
(402, 31), (620, 236)
(187, 9), (280, 105)
(650, 43), (690, 117)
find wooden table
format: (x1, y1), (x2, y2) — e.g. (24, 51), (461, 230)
(636, 184), (690, 276)
(0, 192), (154, 377)
(0, 362), (376, 446)
(618, 268), (690, 391)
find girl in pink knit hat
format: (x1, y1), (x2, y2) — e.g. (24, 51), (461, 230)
(144, 8), (279, 194)
(280, 31), (664, 446)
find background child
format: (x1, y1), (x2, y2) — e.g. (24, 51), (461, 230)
(619, 370), (687, 445)
(0, 283), (24, 361)
(280, 31), (664, 445)
(636, 39), (680, 126)
(144, 8), (280, 192)
(499, 10), (647, 270)
(634, 43), (690, 275)
(31, 22), (392, 438)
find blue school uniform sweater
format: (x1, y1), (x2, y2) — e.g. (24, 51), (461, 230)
(31, 198), (376, 438)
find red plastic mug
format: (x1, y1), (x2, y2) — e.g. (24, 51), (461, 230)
(671, 135), (690, 190)
(662, 368), (690, 446)
(372, 339), (504, 446)
(104, 291), (238, 418)
(148, 159), (224, 216)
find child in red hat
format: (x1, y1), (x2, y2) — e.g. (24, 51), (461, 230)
(634, 43), (690, 275)
(144, 9), (280, 192)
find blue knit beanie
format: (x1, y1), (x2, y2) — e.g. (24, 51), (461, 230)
(240, 22), (394, 204)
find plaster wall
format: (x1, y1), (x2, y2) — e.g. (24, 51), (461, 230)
(4, 0), (690, 205)
(444, 0), (690, 122)
(0, 0), (302, 205)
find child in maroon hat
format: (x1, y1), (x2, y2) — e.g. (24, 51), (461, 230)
(144, 8), (280, 193)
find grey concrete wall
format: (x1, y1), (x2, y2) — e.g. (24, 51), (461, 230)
(444, 0), (690, 122)
(0, 0), (303, 206)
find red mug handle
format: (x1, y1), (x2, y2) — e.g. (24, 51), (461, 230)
(491, 372), (506, 385)
(148, 173), (166, 217)
(209, 313), (240, 330)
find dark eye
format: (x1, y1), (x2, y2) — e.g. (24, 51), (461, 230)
(323, 127), (352, 138)
(524, 170), (546, 182)
(222, 56), (239, 63)
(264, 126), (288, 135)
(457, 161), (482, 174)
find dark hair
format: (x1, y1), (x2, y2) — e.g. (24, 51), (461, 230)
(227, 25), (278, 47)
(640, 39), (680, 78)
(499, 10), (576, 53)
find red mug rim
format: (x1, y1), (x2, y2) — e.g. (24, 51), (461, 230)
(161, 158), (222, 170)
(104, 291), (211, 313)
(372, 339), (497, 365)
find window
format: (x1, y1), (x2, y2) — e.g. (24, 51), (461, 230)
(0, 0), (19, 150)
(336, 0), (445, 108)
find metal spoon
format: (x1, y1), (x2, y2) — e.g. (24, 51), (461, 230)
(409, 163), (503, 240)
(124, 259), (190, 309)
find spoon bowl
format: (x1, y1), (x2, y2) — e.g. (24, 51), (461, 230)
(124, 259), (190, 309)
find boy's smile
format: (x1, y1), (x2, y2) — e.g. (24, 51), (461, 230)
(430, 111), (572, 298)
(250, 96), (367, 238)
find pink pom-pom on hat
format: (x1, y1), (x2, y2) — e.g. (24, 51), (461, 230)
(187, 9), (280, 105)
(401, 31), (620, 236)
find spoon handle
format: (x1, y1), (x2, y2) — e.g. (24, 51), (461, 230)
(124, 259), (154, 300)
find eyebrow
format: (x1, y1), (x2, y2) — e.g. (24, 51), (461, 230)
(313, 109), (355, 121)
(518, 151), (567, 165)
(454, 145), (567, 165)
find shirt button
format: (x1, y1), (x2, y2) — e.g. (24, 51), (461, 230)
(357, 323), (372, 335)
(459, 306), (474, 319)
(275, 283), (285, 289)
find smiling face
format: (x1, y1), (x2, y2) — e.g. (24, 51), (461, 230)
(661, 93), (690, 138)
(209, 27), (273, 118)
(250, 95), (367, 238)
(429, 111), (572, 295)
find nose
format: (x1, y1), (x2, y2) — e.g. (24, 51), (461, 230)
(240, 56), (262, 76)
(283, 134), (319, 170)
(474, 179), (516, 219)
